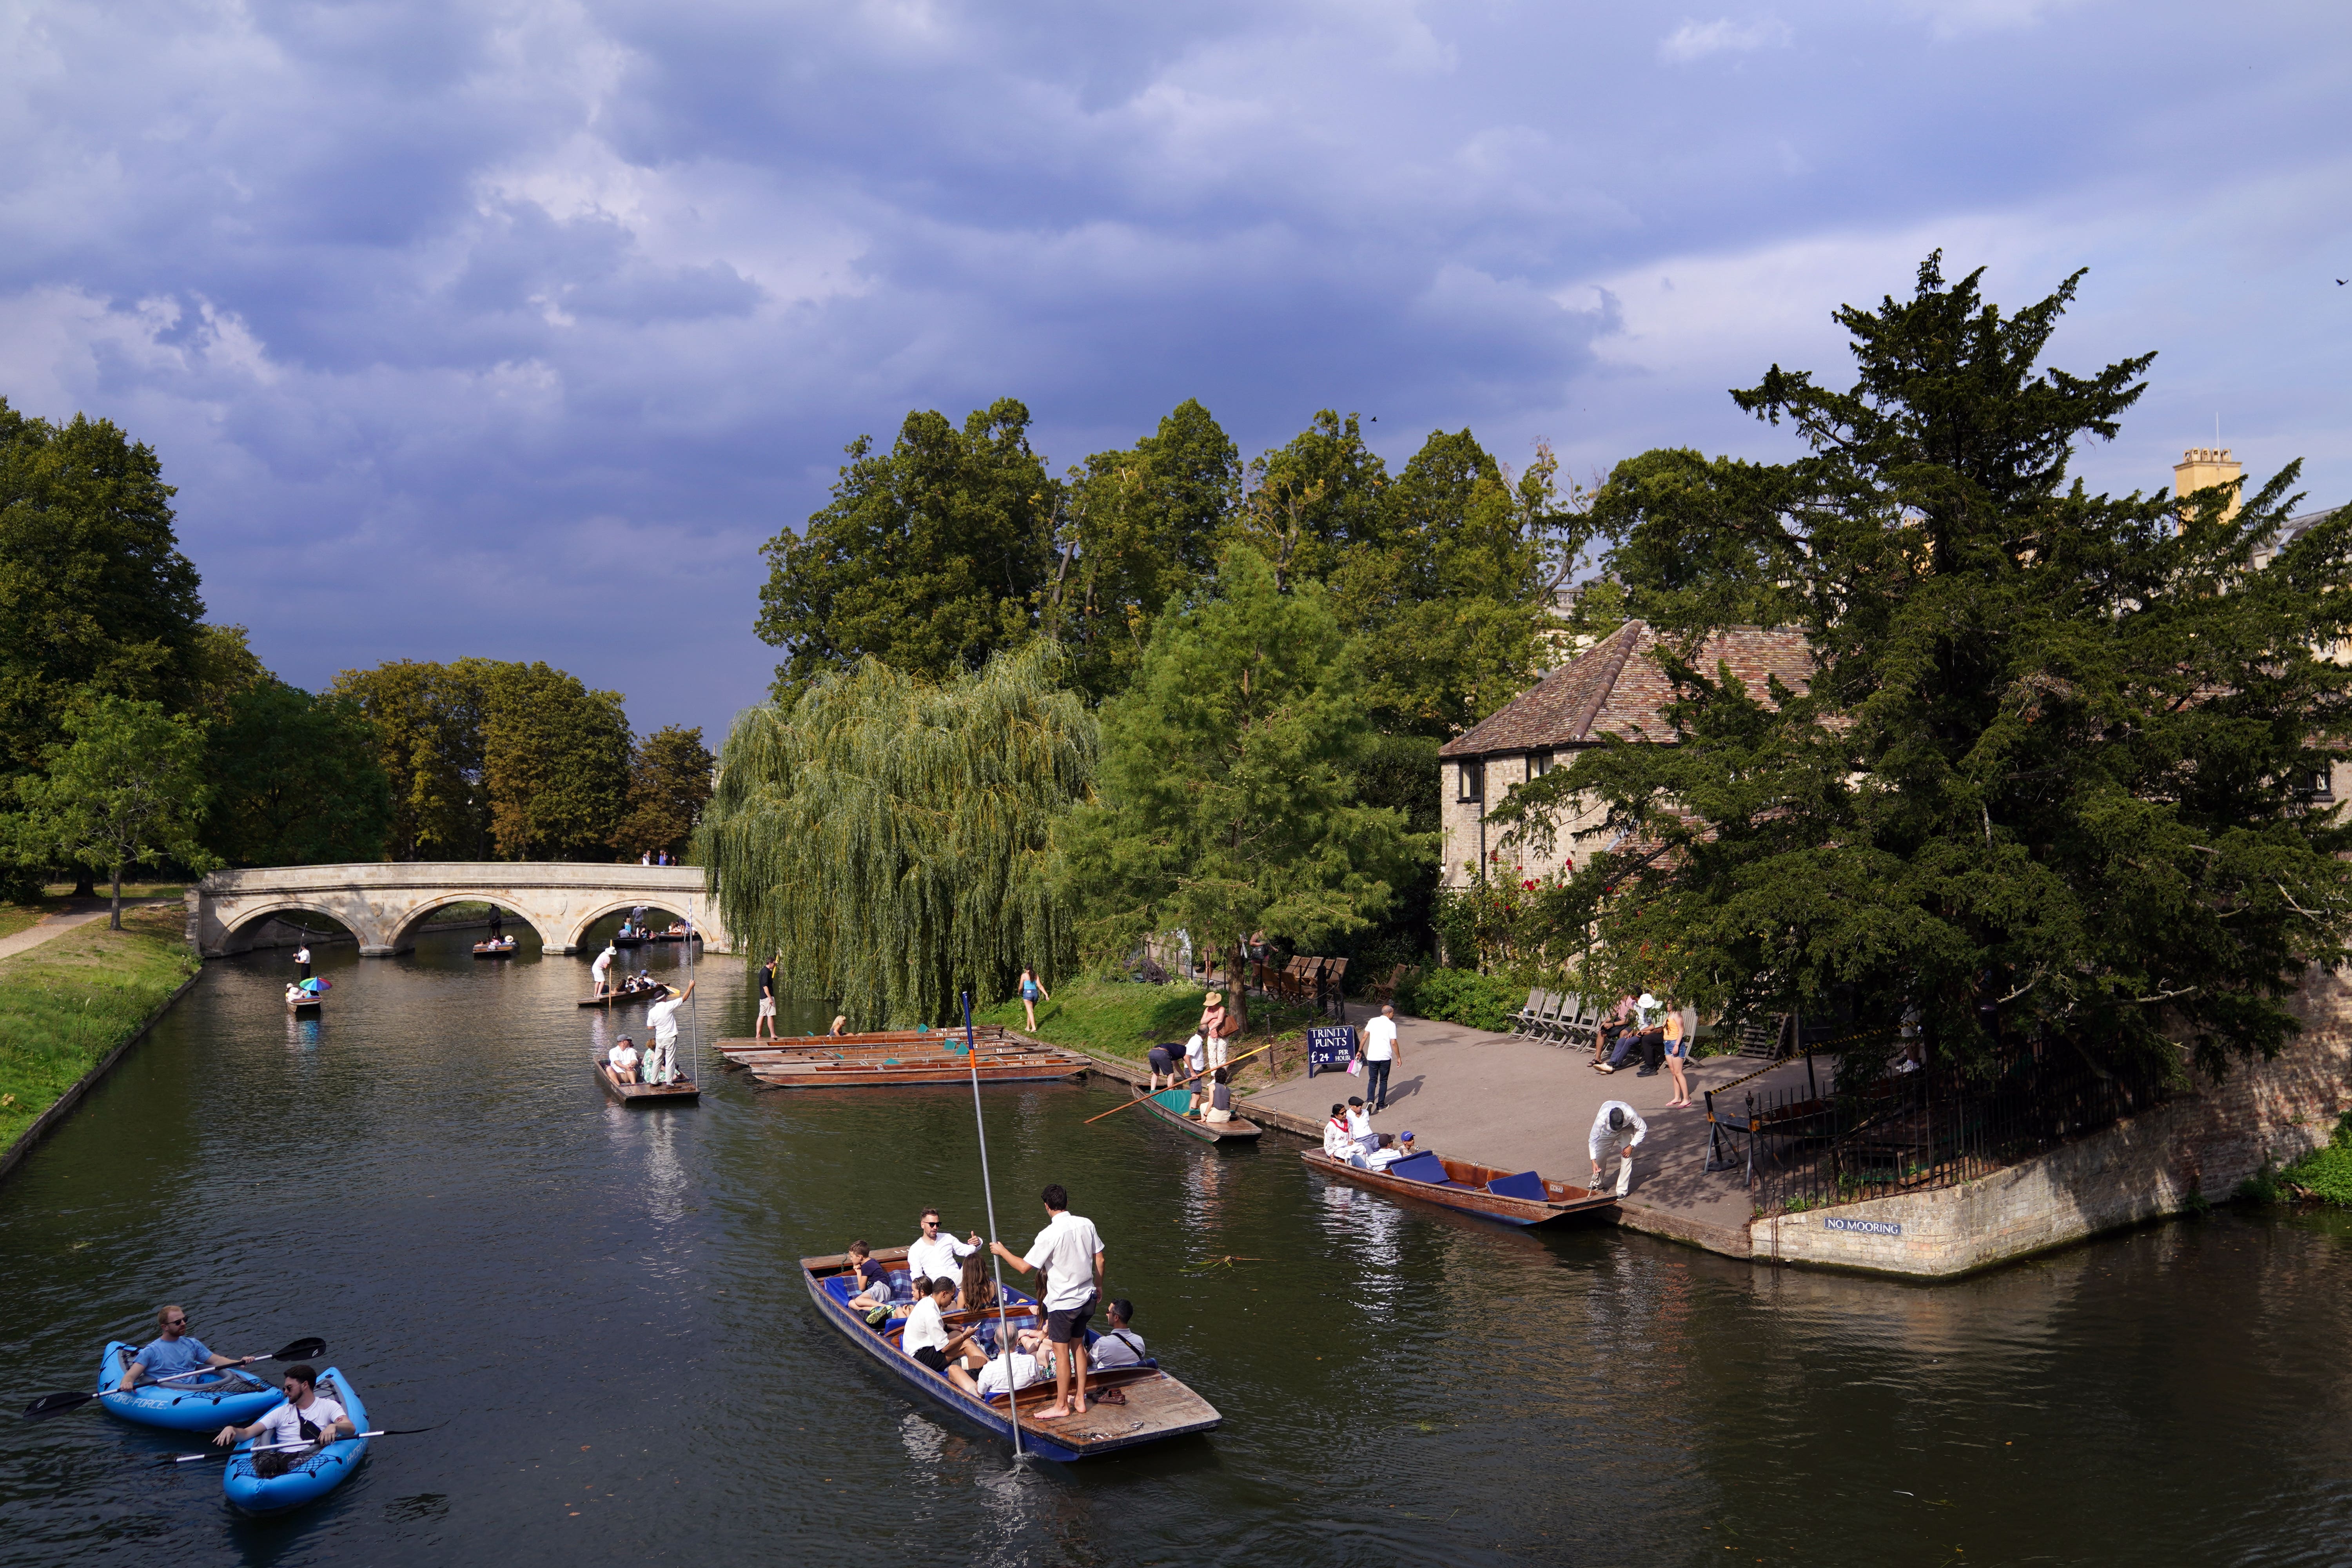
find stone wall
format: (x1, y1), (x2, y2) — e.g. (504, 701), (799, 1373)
(1750, 967), (2352, 1277)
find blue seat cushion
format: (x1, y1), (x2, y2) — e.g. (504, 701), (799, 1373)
(1486, 1170), (1547, 1201)
(1386, 1152), (1450, 1184)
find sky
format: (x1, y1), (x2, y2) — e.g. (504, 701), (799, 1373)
(4, 0), (2348, 742)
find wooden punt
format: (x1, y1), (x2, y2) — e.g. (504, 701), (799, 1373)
(746, 1045), (1089, 1090)
(801, 1245), (1220, 1461)
(1299, 1149), (1617, 1227)
(578, 988), (663, 1008)
(1131, 1085), (1263, 1144)
(644, 931), (702, 944)
(595, 1053), (700, 1106)
(472, 938), (517, 958)
(286, 996), (322, 1015)
(612, 934), (646, 948)
(716, 1026), (1012, 1056)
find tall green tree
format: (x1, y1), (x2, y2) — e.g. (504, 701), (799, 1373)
(757, 399), (1057, 702)
(610, 724), (716, 860)
(478, 661), (632, 860)
(1049, 399), (1240, 702)
(701, 644), (1096, 1027)
(1491, 255), (2352, 1080)
(202, 681), (392, 867)
(14, 696), (218, 927)
(1059, 545), (1422, 1029)
(1227, 409), (1390, 591)
(329, 660), (490, 858)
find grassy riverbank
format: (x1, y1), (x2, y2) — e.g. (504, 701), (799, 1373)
(0, 882), (191, 942)
(975, 974), (1330, 1078)
(0, 903), (201, 1158)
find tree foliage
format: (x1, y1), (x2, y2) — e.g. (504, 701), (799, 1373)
(1058, 545), (1423, 1025)
(611, 724), (715, 860)
(330, 658), (632, 860)
(202, 680), (392, 866)
(757, 399), (1057, 702)
(13, 696), (217, 927)
(701, 644), (1095, 1027)
(1491, 255), (2352, 1080)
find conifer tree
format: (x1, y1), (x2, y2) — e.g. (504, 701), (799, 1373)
(1493, 255), (2352, 1080)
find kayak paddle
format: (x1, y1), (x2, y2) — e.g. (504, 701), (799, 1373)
(22, 1338), (328, 1421)
(169, 1421), (448, 1462)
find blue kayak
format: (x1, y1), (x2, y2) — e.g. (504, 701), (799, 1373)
(96, 1341), (281, 1433)
(223, 1367), (370, 1515)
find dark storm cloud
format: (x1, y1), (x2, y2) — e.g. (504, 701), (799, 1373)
(0, 0), (2347, 740)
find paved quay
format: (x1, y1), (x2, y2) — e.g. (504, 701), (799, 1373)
(1225, 1003), (1819, 1259)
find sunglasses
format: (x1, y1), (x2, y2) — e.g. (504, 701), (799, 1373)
(164, 1318), (188, 1327)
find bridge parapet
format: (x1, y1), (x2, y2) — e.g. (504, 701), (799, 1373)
(187, 863), (730, 958)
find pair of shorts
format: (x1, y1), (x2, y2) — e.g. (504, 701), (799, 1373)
(1045, 1295), (1096, 1344)
(757, 996), (777, 1018)
(1147, 1047), (1174, 1073)
(1663, 1036), (1688, 1058)
(912, 1346), (950, 1373)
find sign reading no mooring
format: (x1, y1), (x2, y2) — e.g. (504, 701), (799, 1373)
(1823, 1217), (1902, 1237)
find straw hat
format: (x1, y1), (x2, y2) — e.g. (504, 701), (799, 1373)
(1205, 990), (1224, 1004)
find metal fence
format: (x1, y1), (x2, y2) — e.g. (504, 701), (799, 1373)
(1712, 1047), (2170, 1216)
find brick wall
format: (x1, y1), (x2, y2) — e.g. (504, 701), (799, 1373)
(1438, 751), (1612, 891)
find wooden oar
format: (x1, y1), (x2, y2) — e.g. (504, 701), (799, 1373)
(1082, 1040), (1278, 1124)
(23, 1338), (328, 1421)
(168, 1421), (447, 1463)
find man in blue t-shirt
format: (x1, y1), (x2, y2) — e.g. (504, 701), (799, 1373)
(118, 1305), (258, 1391)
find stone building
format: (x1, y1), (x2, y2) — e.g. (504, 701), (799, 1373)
(1435, 619), (1813, 889)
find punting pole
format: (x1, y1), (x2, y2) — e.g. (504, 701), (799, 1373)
(964, 989), (1024, 1465)
(685, 909), (700, 1087)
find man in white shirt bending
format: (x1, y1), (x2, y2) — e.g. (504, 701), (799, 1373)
(1360, 1004), (1401, 1112)
(1589, 1101), (1648, 1197)
(906, 1207), (979, 1292)
(989, 1183), (1105, 1421)
(591, 942), (617, 998)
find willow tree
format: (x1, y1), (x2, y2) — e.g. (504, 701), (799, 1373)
(700, 644), (1096, 1027)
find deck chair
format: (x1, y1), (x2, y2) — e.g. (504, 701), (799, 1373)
(1508, 989), (1544, 1036)
(1369, 964), (1408, 1005)
(1529, 991), (1567, 1044)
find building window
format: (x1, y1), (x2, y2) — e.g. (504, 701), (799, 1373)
(1457, 760), (1484, 803)
(1529, 749), (1554, 779)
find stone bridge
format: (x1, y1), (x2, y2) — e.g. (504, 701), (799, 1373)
(185, 863), (732, 958)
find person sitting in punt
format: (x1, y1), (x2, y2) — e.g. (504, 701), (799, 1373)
(1364, 1131), (1416, 1171)
(607, 1037), (641, 1084)
(284, 983), (306, 1004)
(901, 1276), (985, 1374)
(1087, 1299), (1146, 1369)
(906, 1207), (978, 1295)
(1322, 1104), (1357, 1164)
(1200, 1067), (1236, 1124)
(120, 1305), (258, 1392)
(956, 1249), (999, 1314)
(947, 1326), (1056, 1401)
(212, 1364), (352, 1476)
(844, 1241), (899, 1324)
(830, 1015), (849, 1036)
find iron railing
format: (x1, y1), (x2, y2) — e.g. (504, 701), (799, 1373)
(1711, 1047), (2169, 1216)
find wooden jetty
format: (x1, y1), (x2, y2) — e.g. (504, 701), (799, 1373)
(1131, 1085), (1263, 1144)
(1299, 1149), (1617, 1227)
(801, 1245), (1220, 1461)
(595, 1053), (700, 1106)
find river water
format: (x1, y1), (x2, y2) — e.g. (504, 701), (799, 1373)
(3, 924), (2349, 1566)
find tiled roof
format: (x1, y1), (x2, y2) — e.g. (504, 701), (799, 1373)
(1438, 620), (1815, 759)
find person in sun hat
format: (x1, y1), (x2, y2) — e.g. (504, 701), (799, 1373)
(1196, 990), (1230, 1072)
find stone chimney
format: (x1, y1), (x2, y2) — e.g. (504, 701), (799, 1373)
(2173, 447), (2242, 523)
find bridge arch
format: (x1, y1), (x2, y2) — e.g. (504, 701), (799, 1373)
(560, 897), (695, 955)
(214, 898), (373, 955)
(383, 894), (556, 952)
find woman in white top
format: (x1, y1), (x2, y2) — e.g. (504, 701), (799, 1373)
(1322, 1103), (1355, 1162)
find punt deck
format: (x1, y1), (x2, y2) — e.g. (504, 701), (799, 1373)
(1299, 1149), (1616, 1227)
(595, 1056), (701, 1106)
(1131, 1085), (1263, 1144)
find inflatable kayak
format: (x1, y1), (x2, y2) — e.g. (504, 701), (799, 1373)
(223, 1367), (370, 1515)
(96, 1341), (282, 1432)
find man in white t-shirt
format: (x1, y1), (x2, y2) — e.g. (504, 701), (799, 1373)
(1359, 1004), (1401, 1112)
(989, 1184), (1104, 1420)
(591, 942), (617, 998)
(607, 1038), (641, 1083)
(212, 1365), (352, 1469)
(1346, 1096), (1376, 1160)
(1589, 1101), (1649, 1197)
(901, 1276), (984, 1375)
(643, 979), (695, 1084)
(294, 944), (312, 981)
(906, 1207), (979, 1292)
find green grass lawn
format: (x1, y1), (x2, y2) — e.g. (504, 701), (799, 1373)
(974, 975), (1332, 1079)
(0, 883), (190, 943)
(0, 903), (201, 1157)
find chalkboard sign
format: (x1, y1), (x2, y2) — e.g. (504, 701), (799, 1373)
(1305, 1025), (1357, 1078)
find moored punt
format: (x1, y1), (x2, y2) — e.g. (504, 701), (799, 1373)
(1131, 1085), (1263, 1144)
(716, 1026), (1012, 1056)
(801, 1246), (1220, 1461)
(595, 1053), (700, 1106)
(1299, 1149), (1616, 1227)
(472, 937), (517, 958)
(746, 1045), (1089, 1089)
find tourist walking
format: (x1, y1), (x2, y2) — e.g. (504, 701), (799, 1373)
(1360, 1003), (1401, 1112)
(989, 1184), (1106, 1421)
(755, 953), (779, 1040)
(1197, 990), (1230, 1072)
(1589, 1101), (1648, 1196)
(1018, 965), (1049, 1032)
